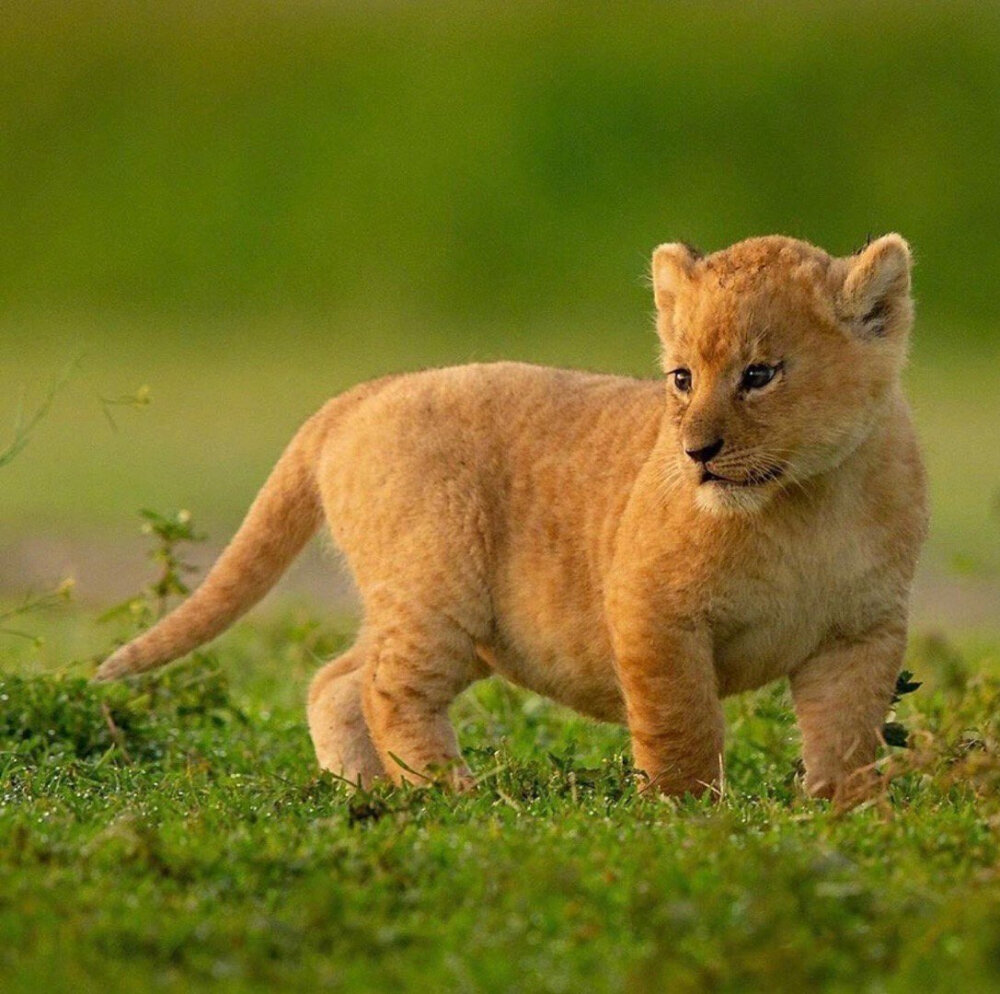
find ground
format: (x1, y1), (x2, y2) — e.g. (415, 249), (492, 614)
(2, 609), (998, 992)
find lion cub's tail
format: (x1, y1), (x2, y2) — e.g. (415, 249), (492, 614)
(93, 408), (329, 683)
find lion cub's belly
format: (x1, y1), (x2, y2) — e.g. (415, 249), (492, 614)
(483, 538), (884, 715)
(486, 597), (823, 721)
(474, 506), (888, 719)
(479, 635), (626, 725)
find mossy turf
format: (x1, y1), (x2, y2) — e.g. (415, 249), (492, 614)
(2, 618), (998, 993)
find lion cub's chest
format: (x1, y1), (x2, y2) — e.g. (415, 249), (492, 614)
(709, 519), (884, 696)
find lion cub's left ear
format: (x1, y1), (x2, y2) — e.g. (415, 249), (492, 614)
(840, 234), (913, 339)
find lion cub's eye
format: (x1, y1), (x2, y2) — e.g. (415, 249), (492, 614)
(740, 363), (780, 391)
(669, 368), (693, 393)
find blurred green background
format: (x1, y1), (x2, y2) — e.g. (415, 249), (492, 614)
(2, 0), (998, 630)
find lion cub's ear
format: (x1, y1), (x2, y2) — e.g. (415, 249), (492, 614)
(840, 234), (913, 339)
(651, 242), (699, 313)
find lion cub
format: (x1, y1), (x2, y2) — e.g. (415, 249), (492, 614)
(96, 235), (927, 802)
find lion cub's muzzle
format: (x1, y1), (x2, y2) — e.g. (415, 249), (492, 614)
(684, 437), (785, 489)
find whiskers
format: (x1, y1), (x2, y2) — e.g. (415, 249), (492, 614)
(705, 420), (869, 501)
(705, 442), (792, 486)
(653, 451), (688, 502)
(652, 418), (869, 513)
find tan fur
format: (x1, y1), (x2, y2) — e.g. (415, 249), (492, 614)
(95, 235), (928, 803)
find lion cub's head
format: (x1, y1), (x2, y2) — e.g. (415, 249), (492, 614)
(651, 234), (914, 515)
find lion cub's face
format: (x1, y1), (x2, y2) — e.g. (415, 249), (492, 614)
(652, 234), (914, 514)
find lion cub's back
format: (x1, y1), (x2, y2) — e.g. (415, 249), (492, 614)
(315, 362), (660, 617)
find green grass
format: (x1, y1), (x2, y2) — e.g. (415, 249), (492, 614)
(2, 613), (999, 993)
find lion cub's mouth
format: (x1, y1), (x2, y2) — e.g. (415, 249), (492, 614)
(700, 465), (784, 488)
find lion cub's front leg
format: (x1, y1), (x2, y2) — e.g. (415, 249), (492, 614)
(613, 622), (725, 798)
(790, 623), (906, 804)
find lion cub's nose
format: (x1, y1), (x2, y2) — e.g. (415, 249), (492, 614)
(685, 439), (724, 464)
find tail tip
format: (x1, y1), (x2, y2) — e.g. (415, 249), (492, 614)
(92, 646), (137, 683)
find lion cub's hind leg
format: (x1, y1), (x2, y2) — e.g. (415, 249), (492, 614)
(308, 641), (385, 788)
(360, 612), (489, 789)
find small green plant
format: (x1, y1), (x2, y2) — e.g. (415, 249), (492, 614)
(100, 508), (207, 632)
(0, 364), (78, 642)
(0, 579), (75, 644)
(2, 364), (149, 646)
(882, 668), (922, 748)
(139, 508), (206, 619)
(0, 359), (76, 470)
(98, 383), (152, 431)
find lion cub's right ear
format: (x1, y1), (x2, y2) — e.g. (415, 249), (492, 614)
(651, 243), (698, 313)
